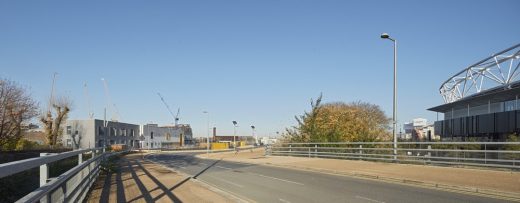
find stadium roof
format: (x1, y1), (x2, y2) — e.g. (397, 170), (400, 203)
(428, 80), (520, 112)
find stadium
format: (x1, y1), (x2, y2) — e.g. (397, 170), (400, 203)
(429, 43), (520, 141)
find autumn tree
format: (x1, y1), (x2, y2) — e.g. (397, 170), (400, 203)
(284, 94), (391, 142)
(40, 96), (71, 147)
(0, 79), (38, 150)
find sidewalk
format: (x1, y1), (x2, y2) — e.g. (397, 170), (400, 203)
(86, 153), (233, 203)
(196, 148), (520, 197)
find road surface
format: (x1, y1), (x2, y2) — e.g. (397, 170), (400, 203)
(146, 152), (510, 203)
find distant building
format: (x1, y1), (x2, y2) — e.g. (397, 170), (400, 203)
(140, 124), (193, 149)
(402, 118), (437, 141)
(23, 131), (46, 145)
(61, 119), (140, 149)
(259, 137), (277, 145)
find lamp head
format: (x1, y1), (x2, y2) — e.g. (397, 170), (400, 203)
(232, 121), (237, 126)
(380, 33), (390, 39)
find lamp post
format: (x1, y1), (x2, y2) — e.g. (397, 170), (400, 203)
(232, 121), (238, 151)
(203, 111), (209, 156)
(251, 125), (256, 146)
(381, 32), (398, 160)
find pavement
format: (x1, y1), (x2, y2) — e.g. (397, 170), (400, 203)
(85, 153), (235, 203)
(145, 149), (516, 203)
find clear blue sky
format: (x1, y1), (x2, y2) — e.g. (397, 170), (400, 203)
(1, 0), (519, 138)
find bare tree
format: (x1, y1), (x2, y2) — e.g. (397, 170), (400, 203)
(70, 122), (84, 149)
(0, 79), (38, 149)
(40, 96), (72, 147)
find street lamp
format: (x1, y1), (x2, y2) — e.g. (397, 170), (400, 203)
(232, 121), (238, 151)
(251, 125), (256, 146)
(381, 32), (398, 160)
(203, 111), (209, 156)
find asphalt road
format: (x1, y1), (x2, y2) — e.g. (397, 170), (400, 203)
(146, 153), (511, 203)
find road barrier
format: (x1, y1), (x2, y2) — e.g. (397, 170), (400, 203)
(267, 142), (520, 169)
(0, 147), (126, 203)
(211, 143), (229, 150)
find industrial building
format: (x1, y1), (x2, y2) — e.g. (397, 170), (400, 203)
(428, 43), (520, 141)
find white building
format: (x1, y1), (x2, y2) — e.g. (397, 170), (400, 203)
(140, 124), (194, 149)
(402, 118), (438, 141)
(259, 137), (277, 145)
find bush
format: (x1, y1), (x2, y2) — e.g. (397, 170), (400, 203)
(15, 139), (40, 151)
(284, 94), (391, 143)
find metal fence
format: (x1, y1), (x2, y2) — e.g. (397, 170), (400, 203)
(0, 147), (125, 203)
(267, 142), (520, 169)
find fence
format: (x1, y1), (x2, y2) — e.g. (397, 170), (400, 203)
(0, 147), (125, 203)
(267, 142), (520, 169)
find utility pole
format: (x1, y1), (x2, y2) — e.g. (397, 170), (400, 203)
(203, 111), (209, 156)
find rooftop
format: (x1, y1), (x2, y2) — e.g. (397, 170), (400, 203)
(428, 80), (520, 112)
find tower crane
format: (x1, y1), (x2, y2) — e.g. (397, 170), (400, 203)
(101, 78), (121, 122)
(157, 92), (180, 126)
(175, 108), (180, 126)
(83, 82), (94, 119)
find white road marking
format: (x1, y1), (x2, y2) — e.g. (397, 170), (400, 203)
(216, 166), (233, 170)
(213, 177), (245, 188)
(279, 198), (291, 203)
(355, 195), (385, 203)
(251, 173), (304, 185)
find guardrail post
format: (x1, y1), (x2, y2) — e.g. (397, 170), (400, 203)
(289, 144), (292, 153)
(308, 147), (311, 158)
(484, 144), (487, 164)
(78, 153), (83, 165)
(359, 145), (363, 160)
(427, 145), (431, 164)
(314, 145), (317, 158)
(39, 153), (50, 203)
(40, 153), (50, 187)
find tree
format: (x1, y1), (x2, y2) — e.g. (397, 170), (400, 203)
(284, 94), (391, 142)
(0, 79), (38, 150)
(40, 96), (71, 147)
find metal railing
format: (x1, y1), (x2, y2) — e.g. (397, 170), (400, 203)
(0, 147), (125, 203)
(267, 142), (520, 169)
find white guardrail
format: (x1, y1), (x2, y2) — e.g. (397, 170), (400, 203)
(267, 142), (520, 169)
(0, 147), (126, 203)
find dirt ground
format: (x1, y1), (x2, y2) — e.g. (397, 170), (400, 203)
(86, 153), (233, 203)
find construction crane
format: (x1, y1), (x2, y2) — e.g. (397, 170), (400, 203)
(83, 82), (94, 119)
(157, 92), (180, 126)
(175, 108), (180, 125)
(101, 78), (121, 122)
